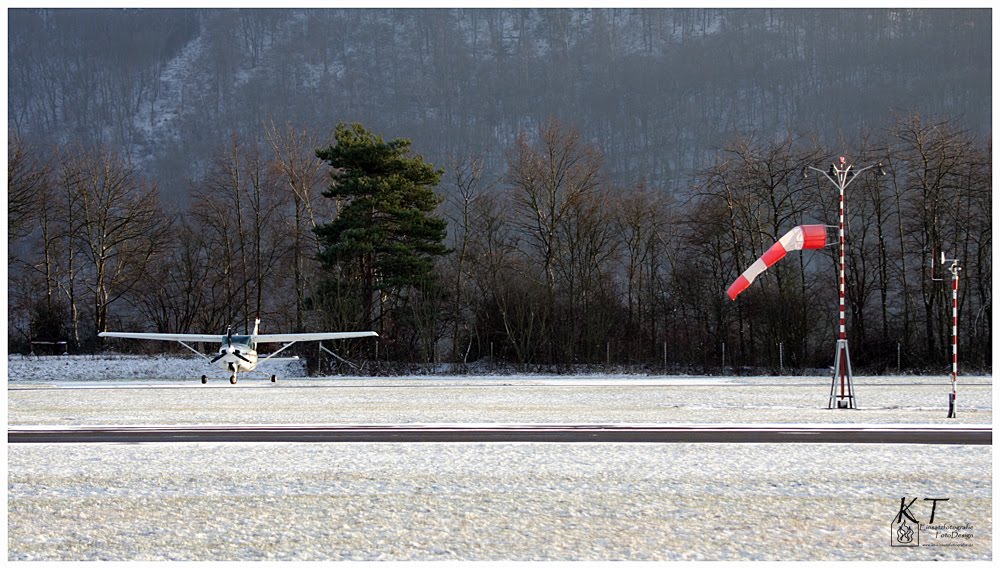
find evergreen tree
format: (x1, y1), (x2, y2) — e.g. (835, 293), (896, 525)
(314, 123), (448, 335)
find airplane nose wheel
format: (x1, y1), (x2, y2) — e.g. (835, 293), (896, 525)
(201, 375), (207, 384)
(271, 375), (277, 382)
(230, 374), (237, 385)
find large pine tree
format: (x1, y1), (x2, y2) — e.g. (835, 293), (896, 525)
(314, 123), (447, 333)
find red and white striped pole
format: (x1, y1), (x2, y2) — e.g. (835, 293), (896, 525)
(837, 159), (848, 399)
(806, 157), (884, 409)
(934, 251), (961, 418)
(948, 258), (960, 418)
(827, 157), (855, 409)
(838, 162), (846, 344)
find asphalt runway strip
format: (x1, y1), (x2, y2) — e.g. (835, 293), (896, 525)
(8, 424), (991, 444)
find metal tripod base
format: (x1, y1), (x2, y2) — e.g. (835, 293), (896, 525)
(828, 339), (856, 409)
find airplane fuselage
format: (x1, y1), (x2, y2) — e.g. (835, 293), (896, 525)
(215, 342), (257, 373)
(216, 335), (258, 374)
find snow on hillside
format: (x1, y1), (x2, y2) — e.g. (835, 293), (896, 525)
(132, 33), (208, 161)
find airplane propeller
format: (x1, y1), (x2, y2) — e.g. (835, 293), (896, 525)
(210, 325), (251, 364)
(210, 349), (251, 364)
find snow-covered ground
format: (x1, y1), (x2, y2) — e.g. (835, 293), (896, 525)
(8, 442), (991, 561)
(8, 356), (991, 426)
(7, 356), (992, 561)
(7, 354), (306, 383)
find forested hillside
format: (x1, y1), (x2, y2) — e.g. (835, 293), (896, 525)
(9, 9), (990, 199)
(8, 8), (991, 373)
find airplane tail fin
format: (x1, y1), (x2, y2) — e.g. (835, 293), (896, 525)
(252, 317), (260, 337)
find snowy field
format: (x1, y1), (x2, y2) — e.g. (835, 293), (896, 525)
(8, 442), (992, 561)
(8, 355), (991, 426)
(7, 354), (307, 383)
(7, 356), (993, 561)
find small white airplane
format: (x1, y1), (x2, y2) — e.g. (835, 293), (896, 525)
(99, 318), (377, 384)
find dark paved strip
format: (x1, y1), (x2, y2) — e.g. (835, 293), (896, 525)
(9, 382), (994, 391)
(8, 424), (991, 445)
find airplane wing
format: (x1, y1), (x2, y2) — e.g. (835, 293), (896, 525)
(253, 331), (378, 343)
(99, 332), (223, 343)
(99, 330), (378, 343)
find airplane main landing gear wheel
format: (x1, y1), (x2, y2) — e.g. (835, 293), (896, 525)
(271, 375), (277, 382)
(230, 375), (237, 385)
(201, 375), (207, 384)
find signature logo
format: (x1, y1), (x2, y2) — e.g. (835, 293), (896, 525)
(889, 497), (973, 547)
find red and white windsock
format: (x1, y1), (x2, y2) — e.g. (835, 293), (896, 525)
(727, 225), (828, 301)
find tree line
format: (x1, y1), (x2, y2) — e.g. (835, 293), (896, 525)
(7, 112), (991, 374)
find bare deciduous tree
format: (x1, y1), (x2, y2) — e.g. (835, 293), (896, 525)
(8, 132), (50, 241)
(264, 119), (329, 331)
(193, 134), (292, 333)
(506, 117), (605, 360)
(443, 153), (495, 363)
(63, 145), (171, 342)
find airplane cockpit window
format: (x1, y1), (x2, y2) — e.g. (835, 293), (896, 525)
(231, 335), (253, 346)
